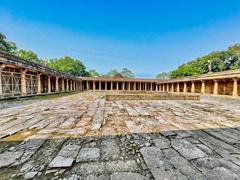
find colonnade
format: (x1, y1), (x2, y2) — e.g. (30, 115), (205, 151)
(0, 64), (82, 98)
(82, 80), (158, 92)
(157, 77), (240, 97)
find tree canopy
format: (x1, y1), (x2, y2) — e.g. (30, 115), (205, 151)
(17, 49), (43, 64)
(165, 43), (240, 79)
(103, 68), (134, 78)
(88, 69), (100, 77)
(47, 56), (89, 76)
(0, 32), (17, 54)
(156, 72), (170, 80)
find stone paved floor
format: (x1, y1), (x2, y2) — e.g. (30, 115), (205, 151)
(0, 92), (240, 180)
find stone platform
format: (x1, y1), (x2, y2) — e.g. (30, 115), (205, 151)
(0, 92), (240, 179)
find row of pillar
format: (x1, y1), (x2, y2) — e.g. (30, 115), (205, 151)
(0, 66), (81, 96)
(158, 78), (239, 97)
(85, 81), (155, 91)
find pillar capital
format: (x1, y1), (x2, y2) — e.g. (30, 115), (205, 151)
(232, 77), (239, 81)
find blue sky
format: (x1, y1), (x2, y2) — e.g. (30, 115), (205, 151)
(1, 1), (240, 77)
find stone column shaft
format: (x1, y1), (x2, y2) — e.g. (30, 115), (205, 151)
(183, 82), (187, 93)
(48, 76), (51, 93)
(37, 73), (41, 94)
(116, 82), (119, 90)
(201, 81), (205, 94)
(123, 82), (125, 91)
(99, 81), (102, 90)
(213, 80), (219, 95)
(66, 79), (69, 91)
(93, 81), (96, 91)
(171, 83), (174, 92)
(62, 79), (65, 92)
(191, 81), (195, 93)
(233, 78), (238, 97)
(177, 83), (180, 93)
(56, 77), (59, 92)
(21, 70), (27, 95)
(105, 81), (107, 90)
(111, 81), (113, 90)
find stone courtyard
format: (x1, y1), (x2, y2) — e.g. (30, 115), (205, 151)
(0, 92), (240, 180)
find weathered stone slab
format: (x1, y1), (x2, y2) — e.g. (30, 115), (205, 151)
(153, 138), (170, 149)
(49, 144), (81, 168)
(171, 139), (207, 160)
(76, 147), (100, 162)
(105, 160), (138, 172)
(101, 139), (120, 160)
(140, 147), (187, 179)
(110, 172), (148, 180)
(0, 151), (23, 168)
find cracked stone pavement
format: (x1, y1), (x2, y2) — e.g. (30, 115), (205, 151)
(0, 92), (240, 179)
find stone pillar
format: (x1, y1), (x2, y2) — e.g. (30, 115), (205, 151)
(140, 83), (142, 91)
(145, 82), (147, 91)
(56, 77), (59, 92)
(111, 81), (113, 90)
(128, 82), (131, 91)
(150, 82), (153, 91)
(20, 69), (27, 95)
(86, 81), (89, 90)
(66, 79), (69, 91)
(213, 80), (219, 95)
(123, 82), (125, 91)
(99, 81), (102, 90)
(93, 81), (96, 91)
(171, 83), (174, 92)
(116, 82), (119, 90)
(232, 78), (238, 97)
(166, 84), (169, 92)
(183, 82), (187, 93)
(201, 80), (205, 94)
(37, 73), (41, 94)
(62, 79), (65, 92)
(134, 82), (136, 91)
(105, 81), (107, 90)
(48, 75), (51, 93)
(177, 83), (180, 93)
(191, 81), (195, 93)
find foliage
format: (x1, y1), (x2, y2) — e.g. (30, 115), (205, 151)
(168, 43), (240, 79)
(0, 32), (17, 54)
(103, 68), (135, 78)
(120, 68), (135, 78)
(156, 72), (170, 80)
(17, 49), (43, 64)
(88, 69), (100, 77)
(46, 56), (89, 76)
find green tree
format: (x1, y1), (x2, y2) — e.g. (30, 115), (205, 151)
(156, 72), (170, 80)
(0, 32), (17, 54)
(88, 69), (100, 77)
(47, 56), (89, 76)
(103, 69), (119, 77)
(120, 68), (134, 78)
(17, 49), (43, 64)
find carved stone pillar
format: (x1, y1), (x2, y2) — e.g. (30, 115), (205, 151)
(145, 82), (147, 91)
(56, 77), (59, 92)
(171, 83), (174, 92)
(111, 81), (113, 90)
(105, 81), (107, 90)
(232, 78), (238, 97)
(21, 69), (27, 95)
(134, 82), (136, 91)
(191, 81), (195, 93)
(201, 80), (205, 94)
(183, 82), (187, 93)
(123, 82), (125, 91)
(116, 82), (119, 90)
(66, 79), (69, 91)
(128, 82), (131, 91)
(99, 81), (101, 90)
(213, 80), (219, 95)
(177, 83), (180, 93)
(37, 73), (41, 94)
(93, 81), (96, 91)
(48, 75), (51, 93)
(62, 79), (65, 92)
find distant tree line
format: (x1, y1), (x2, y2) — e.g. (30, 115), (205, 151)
(0, 32), (134, 78)
(156, 43), (240, 79)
